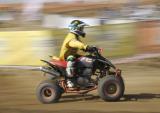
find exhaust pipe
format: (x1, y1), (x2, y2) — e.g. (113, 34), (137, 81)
(40, 67), (60, 77)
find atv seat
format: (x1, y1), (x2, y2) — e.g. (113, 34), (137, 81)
(51, 56), (67, 68)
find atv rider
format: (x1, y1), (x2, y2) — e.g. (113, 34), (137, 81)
(59, 20), (96, 88)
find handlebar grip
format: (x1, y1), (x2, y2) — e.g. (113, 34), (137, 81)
(86, 46), (98, 53)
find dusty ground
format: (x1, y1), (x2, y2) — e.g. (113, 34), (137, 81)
(0, 57), (160, 113)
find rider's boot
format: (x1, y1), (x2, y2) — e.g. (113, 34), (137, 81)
(67, 79), (75, 88)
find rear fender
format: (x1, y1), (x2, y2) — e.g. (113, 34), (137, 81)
(40, 66), (60, 79)
(41, 60), (56, 68)
(41, 59), (66, 76)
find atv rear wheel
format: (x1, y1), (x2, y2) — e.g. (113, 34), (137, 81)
(36, 80), (63, 104)
(98, 75), (124, 101)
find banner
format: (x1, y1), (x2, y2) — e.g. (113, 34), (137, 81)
(0, 30), (55, 65)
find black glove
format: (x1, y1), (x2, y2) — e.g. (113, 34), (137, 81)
(85, 45), (97, 52)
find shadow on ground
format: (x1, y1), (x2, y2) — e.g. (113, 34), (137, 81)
(59, 93), (160, 103)
(60, 94), (100, 103)
(122, 93), (160, 101)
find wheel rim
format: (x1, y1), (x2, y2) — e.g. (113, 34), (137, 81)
(104, 83), (118, 96)
(42, 87), (55, 100)
(44, 88), (52, 97)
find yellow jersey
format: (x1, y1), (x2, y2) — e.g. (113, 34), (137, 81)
(59, 32), (87, 60)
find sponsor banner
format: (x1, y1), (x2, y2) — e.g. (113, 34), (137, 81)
(0, 30), (55, 65)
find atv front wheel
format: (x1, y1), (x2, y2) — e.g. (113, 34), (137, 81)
(98, 75), (124, 101)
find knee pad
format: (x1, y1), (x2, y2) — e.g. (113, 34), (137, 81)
(67, 55), (75, 61)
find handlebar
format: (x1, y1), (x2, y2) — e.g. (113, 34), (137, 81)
(87, 47), (116, 69)
(88, 47), (102, 57)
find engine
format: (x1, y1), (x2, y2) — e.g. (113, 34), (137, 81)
(75, 57), (94, 87)
(76, 68), (92, 86)
(77, 77), (89, 87)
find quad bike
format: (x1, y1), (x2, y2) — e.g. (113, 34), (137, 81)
(36, 47), (125, 103)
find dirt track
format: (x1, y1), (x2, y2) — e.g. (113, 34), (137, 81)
(0, 58), (160, 113)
